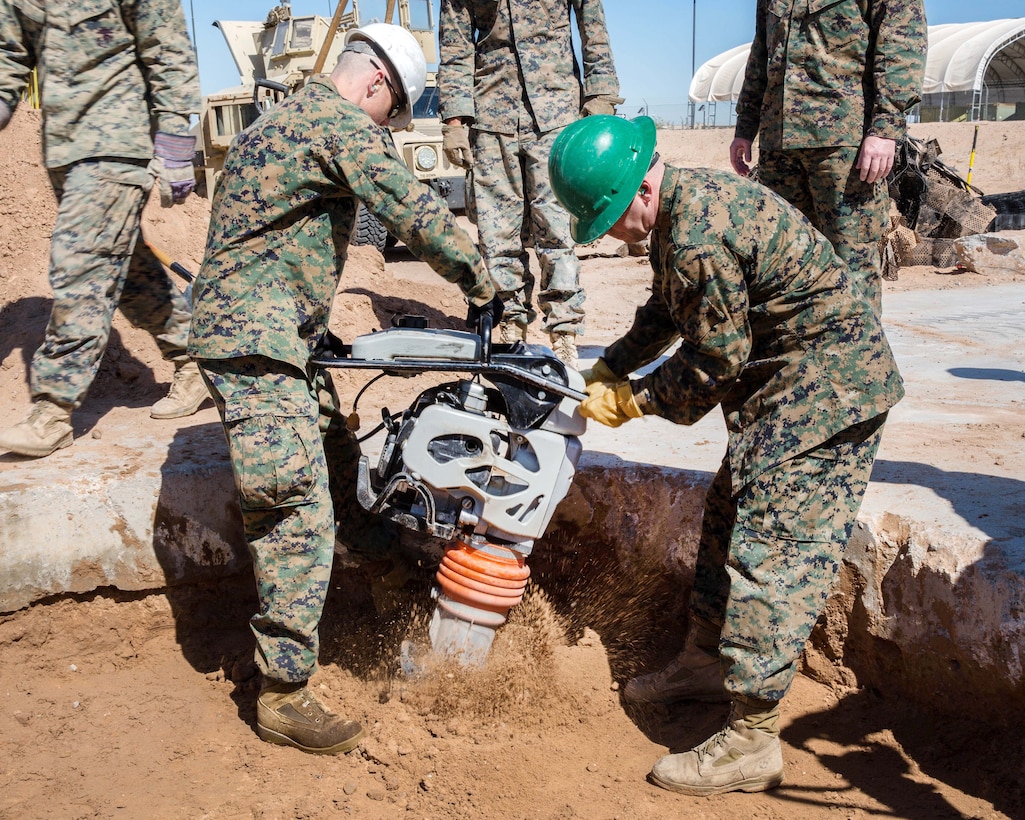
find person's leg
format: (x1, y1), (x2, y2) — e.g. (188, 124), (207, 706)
(523, 126), (585, 364)
(198, 356), (364, 754)
(30, 160), (150, 408)
(803, 146), (889, 313)
(201, 356), (334, 679)
(0, 161), (151, 457)
(721, 415), (885, 703)
(472, 129), (535, 336)
(650, 415), (886, 795)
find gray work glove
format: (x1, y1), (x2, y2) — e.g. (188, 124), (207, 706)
(442, 123), (473, 170)
(153, 132), (197, 207)
(580, 94), (625, 117)
(0, 100), (11, 131)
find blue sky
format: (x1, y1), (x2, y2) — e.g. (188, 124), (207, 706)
(185, 1), (1025, 124)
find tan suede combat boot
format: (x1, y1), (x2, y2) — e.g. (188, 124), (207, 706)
(624, 641), (729, 704)
(549, 331), (578, 369)
(648, 700), (784, 796)
(257, 680), (365, 755)
(0, 399), (74, 457)
(150, 360), (210, 419)
(498, 319), (528, 344)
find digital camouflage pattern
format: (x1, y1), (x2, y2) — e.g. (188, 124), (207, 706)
(190, 75), (495, 683)
(756, 145), (889, 310)
(601, 165), (900, 705)
(690, 416), (884, 703)
(438, 0), (619, 136)
(735, 0), (927, 151)
(0, 0), (199, 409)
(32, 160), (193, 407)
(198, 357), (397, 682)
(0, 0), (199, 168)
(438, 0), (619, 334)
(472, 127), (585, 333)
(734, 0), (926, 311)
(602, 166), (903, 493)
(189, 76), (494, 371)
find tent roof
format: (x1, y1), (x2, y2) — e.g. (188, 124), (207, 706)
(688, 18), (1025, 103)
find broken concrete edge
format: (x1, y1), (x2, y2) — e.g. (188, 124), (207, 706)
(1, 453), (1022, 723)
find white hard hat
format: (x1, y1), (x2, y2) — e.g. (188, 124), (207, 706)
(345, 23), (426, 128)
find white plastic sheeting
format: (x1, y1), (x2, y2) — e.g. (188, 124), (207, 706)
(688, 18), (1025, 105)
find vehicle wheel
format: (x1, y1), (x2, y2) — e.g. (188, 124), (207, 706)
(353, 204), (388, 253)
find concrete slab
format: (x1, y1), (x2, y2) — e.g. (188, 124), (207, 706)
(1, 282), (1023, 717)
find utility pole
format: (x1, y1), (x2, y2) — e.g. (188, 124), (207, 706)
(689, 0), (696, 128)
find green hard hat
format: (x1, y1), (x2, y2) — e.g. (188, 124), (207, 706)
(549, 115), (657, 243)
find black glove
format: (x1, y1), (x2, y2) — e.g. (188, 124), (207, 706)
(466, 293), (504, 329)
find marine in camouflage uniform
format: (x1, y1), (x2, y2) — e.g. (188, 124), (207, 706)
(732, 0), (927, 312)
(603, 165), (903, 703)
(0, 0), (203, 458)
(438, 0), (620, 358)
(188, 70), (495, 699)
(549, 115), (903, 792)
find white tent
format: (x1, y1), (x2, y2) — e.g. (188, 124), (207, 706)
(688, 18), (1025, 122)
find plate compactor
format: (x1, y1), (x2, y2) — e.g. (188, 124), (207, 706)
(314, 314), (587, 666)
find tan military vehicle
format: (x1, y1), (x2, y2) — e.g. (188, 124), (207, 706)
(196, 1), (465, 251)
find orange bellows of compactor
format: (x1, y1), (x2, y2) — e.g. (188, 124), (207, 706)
(430, 540), (531, 662)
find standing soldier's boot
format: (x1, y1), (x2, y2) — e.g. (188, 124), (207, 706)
(257, 680), (365, 755)
(498, 319), (528, 345)
(0, 399), (74, 457)
(648, 699), (784, 796)
(550, 331), (578, 369)
(150, 360), (210, 419)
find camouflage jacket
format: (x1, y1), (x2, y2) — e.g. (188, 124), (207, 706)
(735, 0), (926, 150)
(188, 76), (495, 372)
(0, 0), (199, 169)
(603, 167), (904, 491)
(438, 0), (619, 135)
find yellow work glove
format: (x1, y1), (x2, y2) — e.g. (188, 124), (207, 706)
(442, 123), (473, 169)
(579, 380), (644, 428)
(580, 94), (625, 117)
(578, 356), (618, 387)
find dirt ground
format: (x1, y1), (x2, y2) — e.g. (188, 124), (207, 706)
(2, 108), (1025, 819)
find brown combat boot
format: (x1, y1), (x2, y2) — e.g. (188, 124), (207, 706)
(498, 319), (528, 344)
(257, 680), (365, 755)
(150, 360), (210, 419)
(648, 700), (784, 796)
(549, 331), (578, 369)
(0, 399), (73, 457)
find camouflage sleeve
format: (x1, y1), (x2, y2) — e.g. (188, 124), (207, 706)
(334, 127), (494, 306)
(629, 244), (752, 426)
(438, 0), (477, 123)
(867, 0), (926, 141)
(0, 0), (39, 113)
(734, 0), (768, 141)
(574, 0), (620, 98)
(120, 0), (200, 134)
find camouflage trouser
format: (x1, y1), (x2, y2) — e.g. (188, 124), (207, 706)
(757, 147), (889, 314)
(688, 414), (886, 704)
(472, 126), (585, 335)
(31, 159), (192, 408)
(197, 356), (398, 683)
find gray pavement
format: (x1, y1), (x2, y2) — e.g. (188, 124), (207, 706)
(1, 281), (1024, 715)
